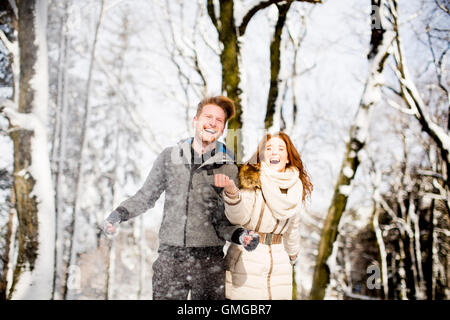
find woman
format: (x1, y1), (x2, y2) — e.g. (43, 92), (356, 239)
(214, 132), (313, 300)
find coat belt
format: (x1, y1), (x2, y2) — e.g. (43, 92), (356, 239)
(256, 232), (282, 245)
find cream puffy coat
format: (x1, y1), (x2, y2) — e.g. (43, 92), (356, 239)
(223, 164), (303, 300)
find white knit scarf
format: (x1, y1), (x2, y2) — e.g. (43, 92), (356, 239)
(260, 162), (303, 220)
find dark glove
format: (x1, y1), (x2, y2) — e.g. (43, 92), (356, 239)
(232, 228), (260, 251)
(106, 210), (122, 224)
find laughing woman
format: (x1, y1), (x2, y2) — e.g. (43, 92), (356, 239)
(214, 132), (313, 300)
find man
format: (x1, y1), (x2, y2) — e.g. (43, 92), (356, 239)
(104, 96), (258, 300)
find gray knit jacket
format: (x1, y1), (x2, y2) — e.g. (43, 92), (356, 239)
(108, 138), (241, 247)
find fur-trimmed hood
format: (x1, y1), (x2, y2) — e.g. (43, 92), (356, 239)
(238, 164), (261, 189)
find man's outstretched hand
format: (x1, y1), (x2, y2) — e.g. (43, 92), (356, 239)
(103, 210), (122, 237)
(103, 221), (117, 236)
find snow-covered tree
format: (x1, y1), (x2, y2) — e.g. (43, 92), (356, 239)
(1, 0), (55, 300)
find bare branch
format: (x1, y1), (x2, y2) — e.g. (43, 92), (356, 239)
(426, 28), (449, 100)
(417, 169), (445, 180)
(434, 0), (450, 15)
(96, 57), (164, 154)
(238, 0), (321, 36)
(388, 0), (450, 170)
(385, 97), (416, 115)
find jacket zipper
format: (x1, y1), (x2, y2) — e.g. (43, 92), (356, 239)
(267, 244), (273, 300)
(184, 168), (195, 246)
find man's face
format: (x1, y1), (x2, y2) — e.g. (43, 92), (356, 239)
(193, 104), (226, 144)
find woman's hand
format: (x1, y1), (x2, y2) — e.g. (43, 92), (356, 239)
(214, 174), (239, 195)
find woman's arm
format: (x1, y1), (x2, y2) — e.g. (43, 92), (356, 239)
(283, 209), (301, 257)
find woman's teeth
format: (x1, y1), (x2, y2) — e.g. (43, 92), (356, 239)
(270, 159), (280, 164)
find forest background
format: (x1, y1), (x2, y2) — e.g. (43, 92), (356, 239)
(0, 0), (448, 300)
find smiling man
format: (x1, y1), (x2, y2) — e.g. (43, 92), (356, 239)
(104, 96), (252, 300)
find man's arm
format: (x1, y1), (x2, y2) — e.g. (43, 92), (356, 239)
(107, 147), (169, 224)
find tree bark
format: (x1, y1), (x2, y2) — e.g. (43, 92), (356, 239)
(5, 0), (55, 300)
(264, 1), (293, 130)
(215, 0), (244, 162)
(0, 199), (15, 300)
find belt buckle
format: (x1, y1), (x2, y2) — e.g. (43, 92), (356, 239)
(264, 233), (273, 245)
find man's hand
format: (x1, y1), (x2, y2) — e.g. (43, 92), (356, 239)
(214, 174), (238, 195)
(103, 210), (122, 237)
(104, 221), (117, 236)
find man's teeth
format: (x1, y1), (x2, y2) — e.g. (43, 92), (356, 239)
(204, 129), (216, 134)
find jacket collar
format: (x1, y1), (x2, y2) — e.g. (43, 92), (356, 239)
(177, 137), (235, 168)
(239, 164), (261, 189)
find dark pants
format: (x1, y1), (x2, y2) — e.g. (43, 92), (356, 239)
(152, 245), (225, 300)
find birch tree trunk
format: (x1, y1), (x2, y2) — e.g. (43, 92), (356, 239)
(310, 0), (395, 300)
(425, 198), (437, 299)
(64, 0), (105, 300)
(372, 205), (389, 299)
(51, 1), (70, 300)
(1, 0), (55, 300)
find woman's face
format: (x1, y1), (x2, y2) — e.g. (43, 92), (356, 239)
(263, 137), (289, 172)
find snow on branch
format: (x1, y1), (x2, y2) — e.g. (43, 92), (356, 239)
(0, 29), (16, 56)
(1, 103), (44, 132)
(0, 98), (16, 112)
(391, 40), (450, 163)
(385, 97), (415, 115)
(373, 190), (414, 237)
